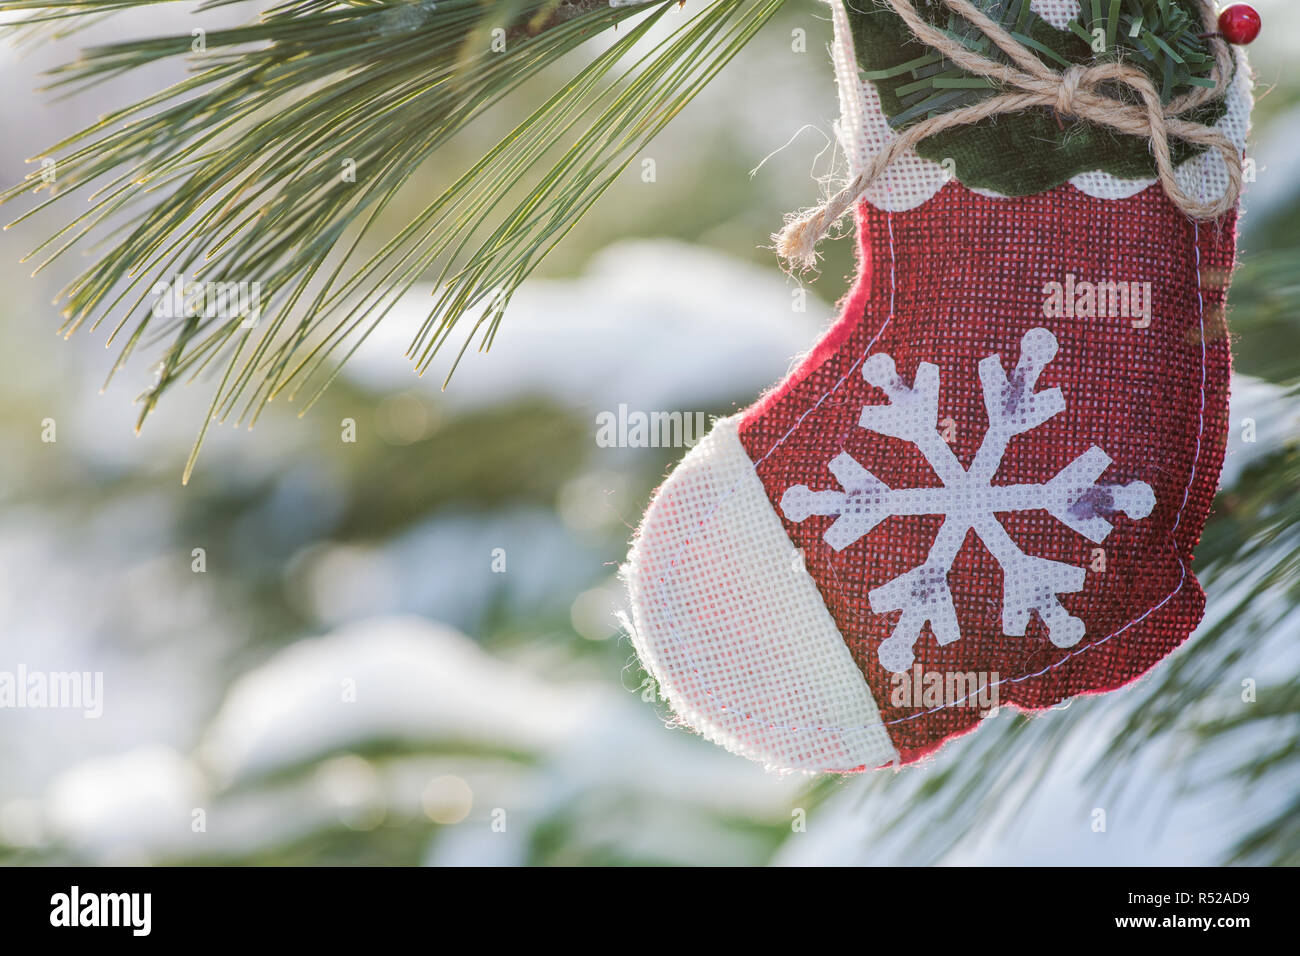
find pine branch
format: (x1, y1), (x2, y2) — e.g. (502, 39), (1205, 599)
(0, 0), (783, 481)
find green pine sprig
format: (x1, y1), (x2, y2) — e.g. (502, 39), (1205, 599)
(0, 0), (785, 481)
(860, 0), (1051, 127)
(1066, 0), (1217, 101)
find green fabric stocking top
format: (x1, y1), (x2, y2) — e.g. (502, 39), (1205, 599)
(847, 0), (1230, 195)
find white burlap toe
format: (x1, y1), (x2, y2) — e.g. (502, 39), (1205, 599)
(622, 414), (898, 773)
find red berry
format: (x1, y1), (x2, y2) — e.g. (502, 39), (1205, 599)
(1218, 4), (1261, 46)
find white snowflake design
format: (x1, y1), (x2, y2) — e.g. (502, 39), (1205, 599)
(780, 328), (1155, 674)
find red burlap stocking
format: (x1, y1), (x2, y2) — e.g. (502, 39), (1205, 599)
(623, 1), (1249, 772)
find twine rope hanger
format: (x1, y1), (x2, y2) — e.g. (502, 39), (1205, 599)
(776, 0), (1243, 268)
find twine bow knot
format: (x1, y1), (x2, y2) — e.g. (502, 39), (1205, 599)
(776, 0), (1243, 268)
(1055, 64), (1087, 116)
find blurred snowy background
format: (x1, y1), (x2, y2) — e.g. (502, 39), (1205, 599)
(0, 1), (1297, 866)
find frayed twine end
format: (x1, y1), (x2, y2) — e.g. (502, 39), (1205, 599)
(774, 208), (831, 272)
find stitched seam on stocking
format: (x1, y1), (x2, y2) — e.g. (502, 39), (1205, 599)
(642, 200), (1208, 736)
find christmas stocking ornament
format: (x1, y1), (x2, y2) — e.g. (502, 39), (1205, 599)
(623, 0), (1254, 771)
